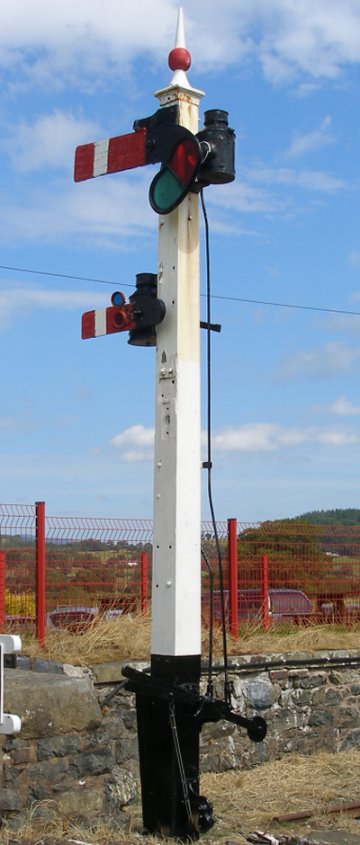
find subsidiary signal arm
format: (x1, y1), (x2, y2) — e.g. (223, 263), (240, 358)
(81, 276), (166, 347)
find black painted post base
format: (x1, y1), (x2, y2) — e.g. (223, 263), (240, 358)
(135, 654), (212, 841)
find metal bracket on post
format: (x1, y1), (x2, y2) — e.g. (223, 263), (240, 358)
(123, 664), (266, 838)
(123, 665), (267, 741)
(0, 635), (22, 735)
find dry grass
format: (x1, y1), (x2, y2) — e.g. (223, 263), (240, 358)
(224, 620), (360, 656)
(20, 613), (360, 667)
(22, 613), (152, 666)
(4, 748), (360, 844)
(202, 747), (360, 839)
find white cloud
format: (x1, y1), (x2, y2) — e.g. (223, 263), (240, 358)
(330, 396), (360, 416)
(294, 81), (323, 98)
(1, 1), (360, 92)
(279, 341), (360, 380)
(68, 175), (155, 239)
(111, 425), (155, 450)
(294, 170), (345, 192)
(213, 422), (359, 452)
(0, 0), (176, 89)
(253, 0), (360, 83)
(206, 163), (346, 229)
(209, 162), (345, 229)
(0, 154), (344, 249)
(0, 173), (156, 246)
(245, 164), (345, 193)
(107, 419), (360, 463)
(317, 431), (359, 445)
(4, 111), (101, 173)
(208, 180), (287, 215)
(285, 115), (335, 159)
(213, 423), (310, 452)
(313, 396), (360, 416)
(121, 449), (153, 463)
(0, 286), (108, 330)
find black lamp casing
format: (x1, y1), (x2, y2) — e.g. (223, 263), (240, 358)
(197, 109), (235, 185)
(128, 273), (166, 347)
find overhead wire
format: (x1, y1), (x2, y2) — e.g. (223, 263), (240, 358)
(0, 264), (116, 287)
(0, 263), (360, 317)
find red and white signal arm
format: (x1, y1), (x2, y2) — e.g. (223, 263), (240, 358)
(0, 635), (22, 734)
(82, 304), (135, 339)
(74, 128), (147, 182)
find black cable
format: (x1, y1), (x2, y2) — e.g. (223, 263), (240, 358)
(0, 264), (121, 288)
(200, 189), (231, 705)
(210, 294), (360, 317)
(201, 549), (214, 696)
(1, 263), (360, 318)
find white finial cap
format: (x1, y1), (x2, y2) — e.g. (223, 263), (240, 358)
(168, 7), (192, 89)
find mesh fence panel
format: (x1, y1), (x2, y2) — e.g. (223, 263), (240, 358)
(45, 515), (153, 617)
(236, 522), (360, 624)
(0, 504), (36, 630)
(1, 507), (360, 632)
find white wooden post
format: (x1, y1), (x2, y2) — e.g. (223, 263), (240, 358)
(130, 13), (211, 839)
(151, 10), (204, 663)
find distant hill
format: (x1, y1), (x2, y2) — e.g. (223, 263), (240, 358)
(290, 508), (360, 526)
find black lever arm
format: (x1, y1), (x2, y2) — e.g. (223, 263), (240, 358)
(122, 665), (266, 743)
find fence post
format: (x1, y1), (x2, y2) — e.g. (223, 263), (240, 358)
(0, 552), (5, 627)
(140, 552), (149, 613)
(35, 501), (46, 648)
(228, 518), (238, 639)
(261, 553), (270, 631)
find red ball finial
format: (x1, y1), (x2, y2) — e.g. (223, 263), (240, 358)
(168, 46), (191, 72)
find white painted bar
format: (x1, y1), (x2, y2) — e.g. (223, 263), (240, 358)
(94, 308), (107, 336)
(93, 139), (109, 177)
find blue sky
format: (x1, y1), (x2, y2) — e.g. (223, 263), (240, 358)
(1, 0), (360, 522)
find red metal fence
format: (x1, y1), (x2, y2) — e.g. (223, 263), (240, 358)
(0, 503), (37, 631)
(1, 503), (360, 643)
(235, 520), (360, 626)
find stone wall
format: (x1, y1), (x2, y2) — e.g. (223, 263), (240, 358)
(199, 650), (360, 772)
(1, 649), (360, 830)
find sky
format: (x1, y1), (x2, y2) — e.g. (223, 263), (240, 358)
(1, 0), (360, 523)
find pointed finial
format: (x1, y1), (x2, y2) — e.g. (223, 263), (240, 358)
(168, 7), (192, 89)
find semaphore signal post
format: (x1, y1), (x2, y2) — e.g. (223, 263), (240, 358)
(76, 8), (266, 840)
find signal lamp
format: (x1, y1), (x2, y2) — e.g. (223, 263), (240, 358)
(111, 291), (126, 308)
(128, 273), (166, 347)
(197, 109), (235, 185)
(149, 135), (202, 215)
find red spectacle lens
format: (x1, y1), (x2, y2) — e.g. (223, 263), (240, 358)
(168, 139), (200, 185)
